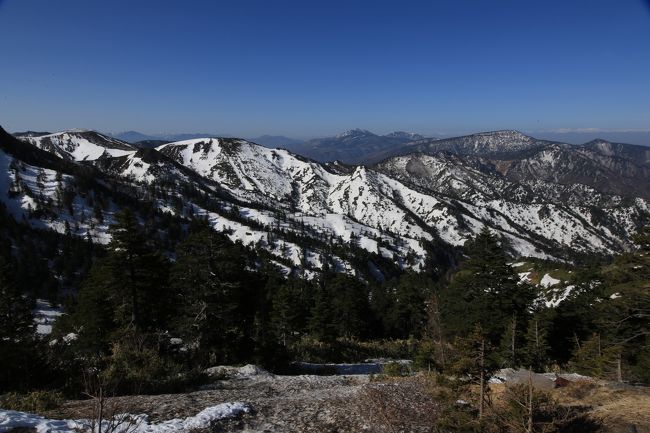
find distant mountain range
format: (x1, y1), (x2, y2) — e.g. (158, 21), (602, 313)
(286, 129), (427, 164)
(110, 131), (227, 143)
(106, 129), (432, 164)
(103, 128), (650, 165)
(531, 130), (650, 147)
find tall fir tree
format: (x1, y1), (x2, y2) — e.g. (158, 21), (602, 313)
(171, 227), (255, 365)
(72, 209), (171, 353)
(0, 256), (39, 391)
(439, 226), (535, 351)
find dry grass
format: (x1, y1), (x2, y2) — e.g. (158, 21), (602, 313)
(555, 381), (650, 431)
(357, 375), (441, 433)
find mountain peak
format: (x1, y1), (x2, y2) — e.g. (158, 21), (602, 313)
(384, 131), (424, 140)
(584, 138), (611, 146)
(336, 129), (376, 139)
(18, 129), (135, 161)
(477, 130), (532, 140)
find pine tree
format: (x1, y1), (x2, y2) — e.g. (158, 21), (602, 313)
(309, 280), (337, 342)
(72, 209), (171, 352)
(329, 273), (371, 339)
(568, 333), (620, 379)
(106, 209), (171, 331)
(171, 227), (253, 364)
(439, 227), (535, 348)
(0, 256), (39, 390)
(521, 314), (551, 372)
(448, 324), (498, 422)
(270, 279), (309, 346)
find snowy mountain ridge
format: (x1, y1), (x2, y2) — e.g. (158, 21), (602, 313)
(20, 130), (136, 162)
(3, 126), (650, 280)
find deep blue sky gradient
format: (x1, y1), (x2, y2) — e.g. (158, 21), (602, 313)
(1, 0), (649, 137)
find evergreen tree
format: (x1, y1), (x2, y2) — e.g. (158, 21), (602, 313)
(521, 314), (551, 372)
(439, 227), (535, 349)
(448, 324), (498, 422)
(171, 227), (254, 365)
(107, 209), (171, 330)
(568, 333), (620, 380)
(309, 280), (338, 342)
(328, 273), (371, 339)
(387, 272), (432, 339)
(0, 256), (39, 390)
(270, 279), (310, 346)
(72, 209), (171, 352)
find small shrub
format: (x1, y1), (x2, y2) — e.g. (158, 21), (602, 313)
(562, 380), (598, 400)
(382, 362), (405, 377)
(101, 342), (196, 395)
(0, 390), (64, 413)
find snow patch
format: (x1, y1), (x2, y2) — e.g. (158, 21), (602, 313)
(0, 402), (250, 433)
(32, 299), (63, 335)
(540, 273), (561, 288)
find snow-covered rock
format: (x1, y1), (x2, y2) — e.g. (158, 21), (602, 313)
(205, 364), (273, 379)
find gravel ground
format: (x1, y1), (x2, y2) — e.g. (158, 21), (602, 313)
(48, 374), (377, 433)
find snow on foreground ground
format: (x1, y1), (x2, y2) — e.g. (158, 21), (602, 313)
(0, 402), (249, 433)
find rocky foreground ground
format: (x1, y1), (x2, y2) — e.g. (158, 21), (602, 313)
(29, 368), (650, 433)
(41, 367), (443, 433)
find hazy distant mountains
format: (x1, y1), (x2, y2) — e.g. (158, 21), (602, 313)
(533, 130), (650, 147)
(109, 129), (430, 164)
(251, 129), (428, 164)
(106, 128), (650, 165)
(248, 135), (306, 149)
(111, 131), (226, 143)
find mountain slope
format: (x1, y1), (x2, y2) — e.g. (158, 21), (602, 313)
(375, 130), (552, 161)
(496, 143), (650, 199)
(374, 130), (650, 199)
(20, 130), (135, 162)
(155, 136), (649, 259)
(3, 125), (650, 280)
(580, 139), (650, 166)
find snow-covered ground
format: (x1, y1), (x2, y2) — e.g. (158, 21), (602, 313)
(0, 402), (249, 433)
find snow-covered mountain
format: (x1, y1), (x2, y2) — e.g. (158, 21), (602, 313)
(377, 130), (552, 160)
(4, 126), (650, 280)
(128, 135), (650, 259)
(20, 130), (135, 162)
(375, 130), (650, 199)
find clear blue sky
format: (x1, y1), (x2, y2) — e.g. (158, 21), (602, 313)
(1, 0), (649, 137)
